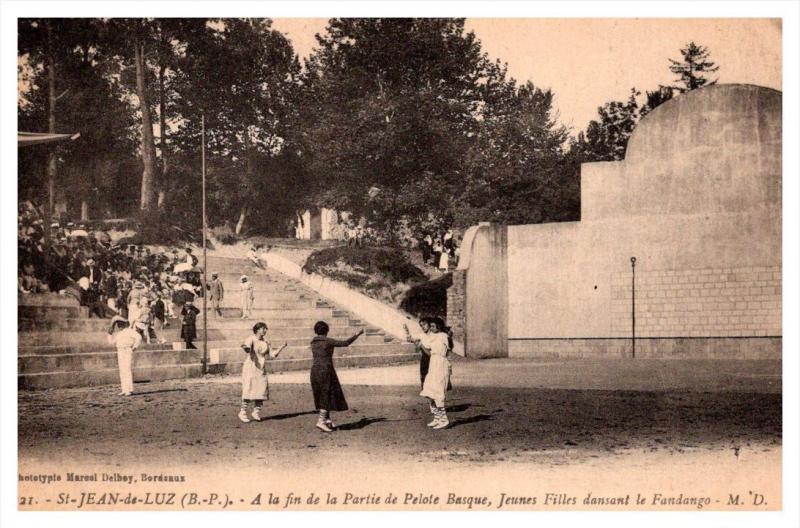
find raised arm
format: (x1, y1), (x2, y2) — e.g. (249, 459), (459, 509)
(330, 329), (364, 347)
(271, 342), (289, 358)
(404, 324), (431, 354)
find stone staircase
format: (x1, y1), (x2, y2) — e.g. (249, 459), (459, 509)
(17, 255), (417, 390)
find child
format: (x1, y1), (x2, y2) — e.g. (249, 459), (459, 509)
(404, 317), (452, 429)
(180, 300), (200, 349)
(310, 321), (364, 432)
(239, 322), (287, 423)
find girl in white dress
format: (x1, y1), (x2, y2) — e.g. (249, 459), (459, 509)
(239, 322), (287, 422)
(405, 317), (452, 429)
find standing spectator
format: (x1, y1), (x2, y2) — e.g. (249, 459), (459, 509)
(209, 272), (225, 318)
(114, 323), (145, 396)
(355, 225), (365, 247)
(185, 247), (198, 267)
(162, 288), (175, 321)
(240, 275), (254, 319)
(127, 281), (147, 327)
(136, 299), (153, 344)
(151, 293), (167, 344)
(443, 229), (454, 254)
(439, 245), (450, 271)
(103, 267), (118, 299)
(180, 299), (200, 349)
(347, 224), (357, 247)
(420, 233), (432, 265)
(82, 257), (103, 291)
(432, 238), (443, 270)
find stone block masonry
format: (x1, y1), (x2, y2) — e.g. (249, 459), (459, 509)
(611, 265), (781, 338)
(447, 270), (467, 345)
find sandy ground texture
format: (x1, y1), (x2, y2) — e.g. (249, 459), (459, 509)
(18, 358), (782, 511)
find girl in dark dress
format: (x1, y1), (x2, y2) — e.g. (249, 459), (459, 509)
(310, 321), (364, 432)
(180, 300), (200, 349)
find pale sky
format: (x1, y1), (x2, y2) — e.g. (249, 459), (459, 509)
(271, 18), (782, 133)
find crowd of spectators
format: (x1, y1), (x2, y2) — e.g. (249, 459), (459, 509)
(419, 229), (459, 271)
(18, 205), (205, 340)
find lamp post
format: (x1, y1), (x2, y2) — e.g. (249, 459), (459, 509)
(630, 256), (636, 359)
(201, 113), (208, 374)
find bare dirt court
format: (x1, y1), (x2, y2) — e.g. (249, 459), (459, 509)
(18, 358), (781, 510)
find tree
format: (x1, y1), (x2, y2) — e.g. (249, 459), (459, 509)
(18, 19), (140, 220)
(99, 19), (168, 213)
(173, 18), (301, 235)
(669, 41), (719, 93)
(578, 88), (640, 162)
(459, 81), (576, 225)
(639, 85), (675, 119)
(297, 18), (498, 236)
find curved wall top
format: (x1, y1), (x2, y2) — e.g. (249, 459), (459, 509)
(581, 84), (781, 221)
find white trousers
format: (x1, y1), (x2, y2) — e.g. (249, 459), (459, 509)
(117, 347), (133, 394)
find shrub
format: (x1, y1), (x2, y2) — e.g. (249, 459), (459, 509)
(302, 246), (427, 304)
(399, 273), (452, 318)
(211, 225), (238, 245)
(303, 246), (426, 284)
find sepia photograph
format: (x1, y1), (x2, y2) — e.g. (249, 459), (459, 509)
(3, 1), (799, 525)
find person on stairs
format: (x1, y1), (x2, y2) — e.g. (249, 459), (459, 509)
(240, 275), (254, 319)
(309, 321), (364, 432)
(180, 299), (200, 349)
(208, 272), (225, 318)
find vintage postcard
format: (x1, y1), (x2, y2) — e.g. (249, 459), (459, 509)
(4, 1), (799, 526)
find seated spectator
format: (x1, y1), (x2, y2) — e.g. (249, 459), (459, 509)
(18, 264), (49, 294)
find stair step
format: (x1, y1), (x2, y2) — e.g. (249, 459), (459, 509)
(17, 254), (407, 390)
(19, 348), (203, 375)
(18, 351), (419, 389)
(18, 325), (380, 347)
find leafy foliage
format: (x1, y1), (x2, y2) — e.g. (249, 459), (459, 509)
(669, 41), (719, 92)
(296, 18), (578, 233)
(574, 41), (719, 163)
(303, 246), (426, 284)
(399, 273), (453, 318)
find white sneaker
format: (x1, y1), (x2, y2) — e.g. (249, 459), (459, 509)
(316, 420), (333, 432)
(426, 416), (439, 427)
(433, 416), (450, 430)
(238, 409), (251, 423)
(325, 419), (335, 429)
(251, 408), (262, 421)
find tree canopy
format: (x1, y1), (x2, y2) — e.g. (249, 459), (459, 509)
(18, 20), (718, 241)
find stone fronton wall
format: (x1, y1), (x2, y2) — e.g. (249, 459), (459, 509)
(610, 265), (781, 338)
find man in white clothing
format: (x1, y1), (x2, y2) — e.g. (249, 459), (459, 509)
(114, 323), (144, 396)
